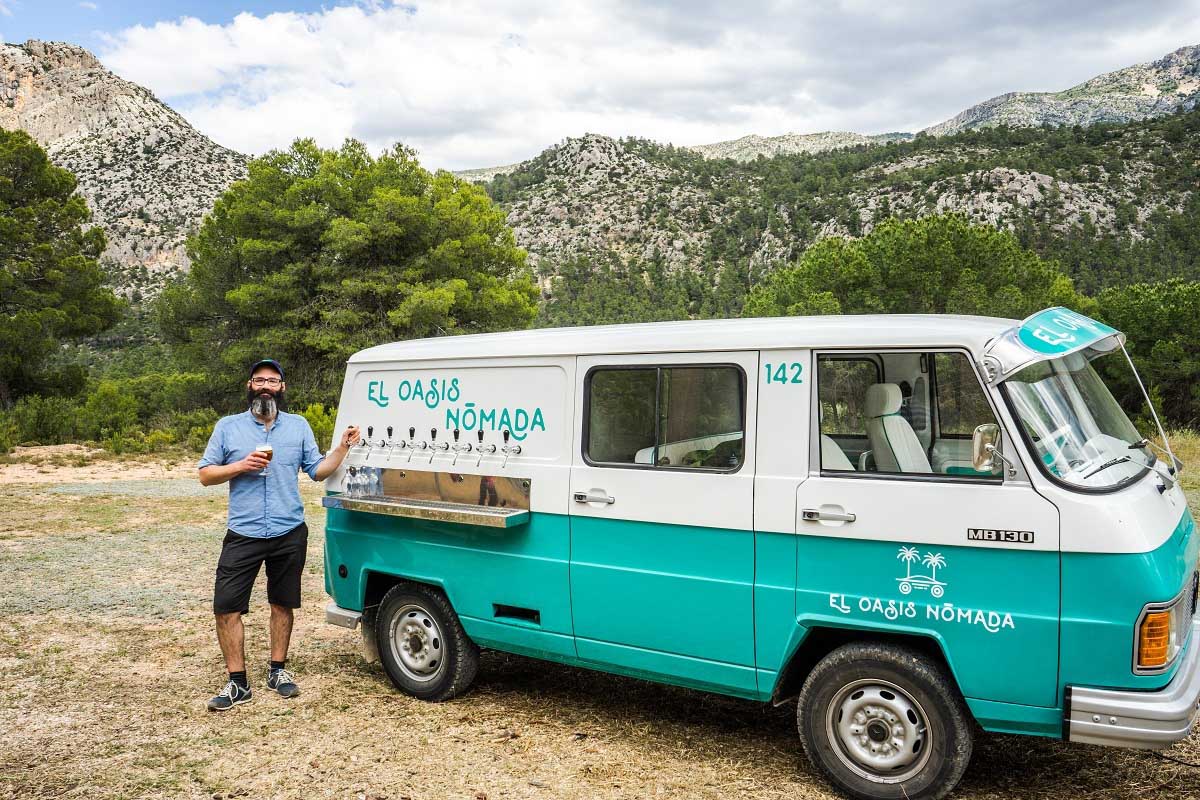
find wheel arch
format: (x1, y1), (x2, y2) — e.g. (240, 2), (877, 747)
(770, 625), (960, 707)
(362, 568), (450, 610)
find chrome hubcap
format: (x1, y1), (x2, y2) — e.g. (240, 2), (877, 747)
(826, 679), (931, 783)
(388, 604), (444, 682)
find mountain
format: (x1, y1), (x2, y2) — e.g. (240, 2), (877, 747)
(688, 131), (912, 161)
(461, 44), (1200, 174)
(2, 38), (1198, 305)
(485, 109), (1200, 297)
(0, 39), (247, 300)
(923, 44), (1200, 136)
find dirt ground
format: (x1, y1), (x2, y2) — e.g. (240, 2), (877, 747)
(1, 450), (1199, 800)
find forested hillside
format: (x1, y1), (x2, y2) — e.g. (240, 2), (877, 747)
(486, 107), (1200, 317)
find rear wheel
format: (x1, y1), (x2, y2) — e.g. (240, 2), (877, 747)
(375, 583), (479, 701)
(797, 641), (973, 800)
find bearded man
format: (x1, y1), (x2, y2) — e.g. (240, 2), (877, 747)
(198, 359), (360, 711)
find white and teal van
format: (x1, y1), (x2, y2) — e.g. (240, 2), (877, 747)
(322, 308), (1199, 800)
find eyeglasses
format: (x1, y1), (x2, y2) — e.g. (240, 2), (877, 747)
(250, 377), (282, 387)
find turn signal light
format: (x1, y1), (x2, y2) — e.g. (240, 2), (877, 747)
(1138, 611), (1172, 668)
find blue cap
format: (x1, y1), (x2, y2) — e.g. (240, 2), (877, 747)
(249, 359), (284, 380)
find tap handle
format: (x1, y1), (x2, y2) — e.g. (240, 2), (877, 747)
(503, 429), (511, 444)
(430, 428), (437, 441)
(386, 426), (393, 439)
(408, 426), (415, 440)
(367, 426), (374, 440)
(477, 429), (484, 443)
(453, 428), (460, 442)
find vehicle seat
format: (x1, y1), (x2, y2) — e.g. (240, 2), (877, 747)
(865, 383), (931, 473)
(820, 434), (854, 471)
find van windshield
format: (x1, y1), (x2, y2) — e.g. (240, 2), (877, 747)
(1004, 352), (1155, 491)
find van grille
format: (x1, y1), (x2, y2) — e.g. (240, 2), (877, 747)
(1191, 570), (1199, 619)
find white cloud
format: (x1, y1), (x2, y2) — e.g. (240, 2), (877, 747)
(99, 0), (1200, 171)
(79, 2), (99, 10)
(0, 1), (12, 17)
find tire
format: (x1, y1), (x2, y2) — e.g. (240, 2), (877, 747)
(796, 641), (973, 800)
(375, 583), (479, 701)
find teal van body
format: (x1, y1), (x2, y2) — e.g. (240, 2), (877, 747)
(322, 310), (1200, 784)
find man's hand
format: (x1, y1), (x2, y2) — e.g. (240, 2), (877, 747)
(240, 451), (271, 473)
(312, 425), (360, 482)
(339, 426), (361, 450)
(200, 451), (269, 487)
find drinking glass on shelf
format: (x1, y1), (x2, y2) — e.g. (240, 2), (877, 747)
(256, 444), (273, 477)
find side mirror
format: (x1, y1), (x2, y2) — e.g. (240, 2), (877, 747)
(971, 423), (1001, 472)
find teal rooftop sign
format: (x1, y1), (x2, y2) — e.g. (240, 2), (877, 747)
(982, 307), (1125, 383)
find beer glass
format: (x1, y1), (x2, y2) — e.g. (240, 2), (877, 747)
(256, 443), (274, 477)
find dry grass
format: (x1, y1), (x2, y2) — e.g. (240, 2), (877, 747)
(0, 448), (1198, 800)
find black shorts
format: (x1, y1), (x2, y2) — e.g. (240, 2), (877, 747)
(213, 522), (308, 614)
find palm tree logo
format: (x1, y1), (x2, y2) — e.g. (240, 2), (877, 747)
(923, 552), (946, 582)
(896, 547), (948, 598)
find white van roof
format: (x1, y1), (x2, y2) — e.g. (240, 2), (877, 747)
(349, 315), (1018, 364)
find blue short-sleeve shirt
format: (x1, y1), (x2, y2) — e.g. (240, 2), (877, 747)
(198, 410), (326, 538)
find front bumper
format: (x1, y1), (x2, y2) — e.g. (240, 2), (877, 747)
(1067, 620), (1200, 749)
(325, 601), (362, 629)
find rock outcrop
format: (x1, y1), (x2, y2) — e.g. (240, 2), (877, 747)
(923, 44), (1200, 136)
(0, 40), (247, 298)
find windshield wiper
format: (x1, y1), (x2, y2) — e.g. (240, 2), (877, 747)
(1129, 438), (1150, 450)
(1083, 456), (1132, 479)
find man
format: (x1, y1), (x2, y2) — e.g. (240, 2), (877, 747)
(198, 359), (360, 711)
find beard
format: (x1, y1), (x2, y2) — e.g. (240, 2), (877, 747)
(247, 387), (285, 417)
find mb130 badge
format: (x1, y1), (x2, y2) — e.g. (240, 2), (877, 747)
(967, 528), (1035, 544)
(896, 547), (946, 598)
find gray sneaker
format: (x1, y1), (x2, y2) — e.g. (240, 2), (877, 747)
(207, 680), (252, 711)
(267, 667), (300, 698)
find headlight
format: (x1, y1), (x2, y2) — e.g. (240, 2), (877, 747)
(1135, 570), (1198, 674)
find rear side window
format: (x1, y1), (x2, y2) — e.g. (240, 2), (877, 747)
(586, 365), (744, 471)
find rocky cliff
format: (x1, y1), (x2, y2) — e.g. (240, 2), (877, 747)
(923, 44), (1200, 136)
(0, 40), (247, 299)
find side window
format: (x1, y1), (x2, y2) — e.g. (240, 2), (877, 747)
(817, 351), (1001, 479)
(817, 359), (880, 436)
(586, 365), (744, 471)
(934, 353), (996, 437)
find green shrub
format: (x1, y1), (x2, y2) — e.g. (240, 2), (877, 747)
(298, 403), (336, 450)
(9, 395), (82, 444)
(186, 423), (216, 453)
(161, 407), (220, 441)
(144, 429), (175, 452)
(80, 381), (139, 439)
(0, 412), (16, 454)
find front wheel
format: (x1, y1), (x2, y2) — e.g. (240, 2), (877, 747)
(375, 583), (479, 701)
(797, 641), (973, 800)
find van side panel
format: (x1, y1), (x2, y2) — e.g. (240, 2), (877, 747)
(325, 358), (578, 662)
(792, 534), (1061, 708)
(325, 507), (577, 660)
(570, 517), (758, 695)
(753, 530), (798, 692)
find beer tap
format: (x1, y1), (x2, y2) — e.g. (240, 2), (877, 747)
(475, 430), (495, 467)
(385, 426), (403, 461)
(450, 428), (473, 466)
(500, 429), (522, 468)
(406, 426), (424, 463)
(363, 426), (375, 461)
(429, 427), (449, 461)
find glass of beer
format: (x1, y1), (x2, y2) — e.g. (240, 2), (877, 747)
(256, 443), (274, 477)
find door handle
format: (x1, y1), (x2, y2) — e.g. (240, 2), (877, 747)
(801, 508), (856, 523)
(574, 490), (616, 505)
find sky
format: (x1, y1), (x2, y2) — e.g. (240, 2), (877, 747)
(2, 0), (1200, 170)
